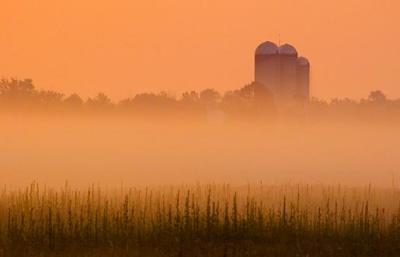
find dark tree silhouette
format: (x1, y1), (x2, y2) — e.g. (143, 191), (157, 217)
(368, 90), (386, 103)
(38, 90), (64, 105)
(119, 92), (178, 114)
(200, 89), (221, 108)
(64, 93), (84, 107)
(0, 79), (37, 106)
(87, 93), (113, 109)
(221, 82), (274, 118)
(181, 91), (199, 105)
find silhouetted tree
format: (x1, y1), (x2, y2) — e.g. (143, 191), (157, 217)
(200, 89), (220, 108)
(64, 93), (84, 107)
(119, 92), (178, 114)
(308, 97), (329, 117)
(331, 97), (357, 106)
(181, 91), (199, 104)
(38, 90), (64, 106)
(0, 78), (35, 95)
(179, 91), (201, 114)
(238, 83), (256, 98)
(221, 82), (274, 118)
(368, 90), (386, 103)
(87, 93), (114, 110)
(0, 79), (37, 107)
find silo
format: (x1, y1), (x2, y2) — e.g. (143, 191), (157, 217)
(279, 44), (298, 102)
(255, 41), (280, 96)
(296, 57), (310, 103)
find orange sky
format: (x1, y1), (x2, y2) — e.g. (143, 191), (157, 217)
(1, 0), (399, 100)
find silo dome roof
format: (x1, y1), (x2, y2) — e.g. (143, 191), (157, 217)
(297, 57), (310, 66)
(279, 44), (298, 56)
(255, 41), (279, 55)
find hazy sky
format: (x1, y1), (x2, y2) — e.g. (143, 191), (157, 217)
(1, 0), (399, 100)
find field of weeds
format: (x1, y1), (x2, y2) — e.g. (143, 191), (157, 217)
(1, 183), (400, 257)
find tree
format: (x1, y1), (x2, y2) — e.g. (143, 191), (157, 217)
(39, 90), (64, 105)
(64, 94), (83, 107)
(0, 78), (37, 105)
(181, 91), (199, 104)
(238, 83), (256, 98)
(199, 88), (221, 107)
(87, 93), (113, 109)
(368, 90), (386, 103)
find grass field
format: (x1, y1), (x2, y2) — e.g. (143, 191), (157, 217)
(1, 182), (400, 257)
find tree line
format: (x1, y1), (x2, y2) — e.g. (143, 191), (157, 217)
(0, 78), (399, 121)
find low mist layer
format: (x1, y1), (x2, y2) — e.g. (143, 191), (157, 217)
(1, 113), (399, 188)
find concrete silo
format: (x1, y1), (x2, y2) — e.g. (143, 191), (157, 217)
(255, 41), (280, 96)
(254, 41), (310, 106)
(278, 44), (298, 102)
(296, 57), (310, 103)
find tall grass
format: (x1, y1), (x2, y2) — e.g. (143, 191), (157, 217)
(1, 182), (400, 256)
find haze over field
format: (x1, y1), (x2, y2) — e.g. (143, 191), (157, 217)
(2, 115), (399, 188)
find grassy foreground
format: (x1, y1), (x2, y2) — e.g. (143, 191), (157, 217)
(1, 183), (400, 257)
